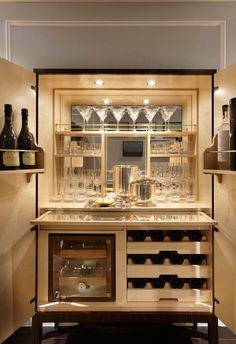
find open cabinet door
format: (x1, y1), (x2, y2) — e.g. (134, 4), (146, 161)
(0, 58), (36, 342)
(214, 63), (236, 334)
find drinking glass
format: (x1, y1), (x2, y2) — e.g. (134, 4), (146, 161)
(110, 106), (125, 131)
(127, 106), (141, 130)
(160, 106), (177, 131)
(93, 106), (108, 130)
(144, 106), (160, 130)
(78, 106), (92, 131)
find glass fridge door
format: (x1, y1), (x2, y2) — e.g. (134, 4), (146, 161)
(49, 234), (115, 301)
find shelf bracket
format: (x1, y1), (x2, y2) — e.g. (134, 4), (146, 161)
(215, 174), (223, 183)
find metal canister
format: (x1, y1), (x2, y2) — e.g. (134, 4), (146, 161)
(112, 165), (139, 197)
(131, 177), (156, 203)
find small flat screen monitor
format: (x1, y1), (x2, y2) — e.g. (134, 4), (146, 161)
(123, 141), (143, 157)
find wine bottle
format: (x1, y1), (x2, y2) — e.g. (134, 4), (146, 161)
(149, 230), (165, 241)
(168, 230), (184, 241)
(230, 97), (236, 170)
(151, 253), (165, 265)
(129, 230), (147, 242)
(188, 254), (205, 265)
(188, 278), (205, 289)
(0, 104), (19, 170)
(218, 104), (230, 170)
(151, 278), (165, 289)
(130, 254), (146, 264)
(170, 275), (185, 289)
(18, 108), (36, 169)
(131, 278), (147, 289)
(169, 252), (184, 265)
(187, 230), (202, 242)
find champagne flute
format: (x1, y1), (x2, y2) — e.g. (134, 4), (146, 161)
(160, 106), (177, 131)
(110, 106), (125, 131)
(127, 106), (141, 131)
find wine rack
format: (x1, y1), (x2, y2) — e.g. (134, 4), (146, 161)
(126, 228), (212, 303)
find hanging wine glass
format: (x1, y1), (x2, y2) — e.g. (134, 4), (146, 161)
(110, 106), (125, 131)
(160, 106), (177, 131)
(127, 106), (141, 131)
(78, 106), (92, 131)
(144, 106), (160, 130)
(93, 106), (108, 130)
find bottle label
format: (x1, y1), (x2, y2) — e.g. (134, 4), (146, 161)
(23, 151), (36, 166)
(218, 130), (230, 162)
(3, 151), (20, 167)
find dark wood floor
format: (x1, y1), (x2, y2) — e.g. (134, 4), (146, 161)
(3, 325), (236, 343)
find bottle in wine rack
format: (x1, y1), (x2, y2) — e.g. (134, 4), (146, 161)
(130, 254), (146, 264)
(168, 230), (184, 241)
(170, 275), (185, 289)
(188, 254), (205, 265)
(188, 278), (205, 289)
(149, 230), (165, 241)
(169, 251), (184, 265)
(131, 278), (147, 289)
(151, 277), (165, 289)
(0, 104), (19, 170)
(18, 108), (36, 169)
(187, 230), (203, 242)
(151, 253), (165, 265)
(129, 230), (147, 242)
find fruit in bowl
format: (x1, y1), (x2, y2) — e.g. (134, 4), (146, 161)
(95, 197), (115, 207)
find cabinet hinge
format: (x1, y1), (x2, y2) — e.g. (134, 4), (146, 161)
(213, 226), (219, 232)
(214, 297), (220, 304)
(30, 296), (36, 304)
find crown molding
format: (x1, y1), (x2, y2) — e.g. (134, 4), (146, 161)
(5, 19), (226, 69)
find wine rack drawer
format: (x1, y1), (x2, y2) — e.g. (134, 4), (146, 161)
(127, 265), (210, 278)
(127, 288), (211, 302)
(127, 242), (210, 254)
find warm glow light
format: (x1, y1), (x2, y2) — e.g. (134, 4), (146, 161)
(147, 80), (156, 87)
(104, 98), (112, 105)
(215, 87), (224, 96)
(95, 79), (104, 86)
(143, 99), (150, 105)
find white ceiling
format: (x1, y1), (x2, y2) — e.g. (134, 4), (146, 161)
(0, 0), (235, 2)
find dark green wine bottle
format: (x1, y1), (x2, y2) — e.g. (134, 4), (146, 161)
(0, 104), (19, 170)
(18, 108), (36, 169)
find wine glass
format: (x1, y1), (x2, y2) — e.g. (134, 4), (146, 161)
(110, 106), (125, 131)
(144, 106), (160, 130)
(78, 106), (92, 131)
(160, 106), (177, 131)
(127, 106), (141, 131)
(93, 106), (108, 130)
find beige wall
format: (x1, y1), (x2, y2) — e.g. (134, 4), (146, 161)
(0, 2), (236, 69)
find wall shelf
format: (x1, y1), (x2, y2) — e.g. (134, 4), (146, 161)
(0, 168), (45, 182)
(203, 169), (236, 183)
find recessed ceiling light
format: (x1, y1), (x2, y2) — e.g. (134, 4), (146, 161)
(147, 80), (156, 87)
(143, 99), (150, 105)
(104, 98), (111, 105)
(95, 79), (104, 86)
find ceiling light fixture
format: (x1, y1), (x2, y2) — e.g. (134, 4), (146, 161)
(143, 99), (150, 105)
(147, 80), (156, 87)
(95, 79), (104, 86)
(103, 98), (112, 105)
